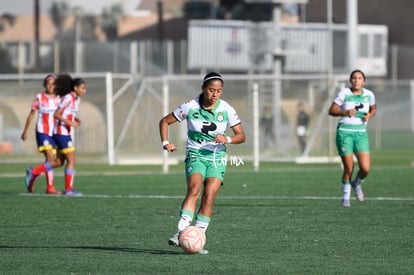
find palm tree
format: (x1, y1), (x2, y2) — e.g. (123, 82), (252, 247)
(49, 1), (69, 39)
(100, 4), (123, 41)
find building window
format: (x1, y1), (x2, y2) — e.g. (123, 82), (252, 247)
(373, 33), (383, 57)
(7, 42), (31, 68)
(359, 34), (369, 57)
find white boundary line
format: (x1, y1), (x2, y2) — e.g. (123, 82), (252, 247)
(18, 193), (414, 201)
(2, 164), (411, 178)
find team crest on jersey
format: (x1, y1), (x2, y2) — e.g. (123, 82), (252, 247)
(364, 96), (369, 102)
(216, 112), (224, 122)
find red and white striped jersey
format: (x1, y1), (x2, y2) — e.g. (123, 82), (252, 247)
(53, 93), (80, 136)
(31, 92), (60, 136)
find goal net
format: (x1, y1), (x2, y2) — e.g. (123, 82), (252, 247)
(105, 73), (351, 170)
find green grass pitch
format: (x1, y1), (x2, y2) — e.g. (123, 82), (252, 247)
(0, 157), (413, 274)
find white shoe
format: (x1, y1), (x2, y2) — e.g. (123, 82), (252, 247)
(198, 248), (209, 255)
(342, 199), (351, 208)
(352, 183), (365, 202)
(168, 233), (179, 247)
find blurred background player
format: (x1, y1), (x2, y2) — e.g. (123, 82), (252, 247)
(159, 72), (246, 254)
(328, 69), (376, 207)
(22, 74), (61, 194)
(296, 101), (310, 155)
(53, 75), (87, 196)
(260, 106), (274, 150)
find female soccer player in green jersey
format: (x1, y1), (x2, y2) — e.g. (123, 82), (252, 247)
(329, 69), (377, 207)
(159, 72), (246, 253)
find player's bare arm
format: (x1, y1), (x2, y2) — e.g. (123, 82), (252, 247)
(21, 110), (36, 141)
(362, 104), (377, 122)
(159, 112), (178, 152)
(328, 103), (356, 117)
(54, 108), (78, 128)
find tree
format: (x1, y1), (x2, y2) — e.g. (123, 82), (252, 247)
(80, 14), (97, 41)
(100, 4), (123, 41)
(49, 1), (69, 38)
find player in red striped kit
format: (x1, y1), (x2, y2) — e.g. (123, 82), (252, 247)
(53, 75), (87, 196)
(22, 74), (62, 194)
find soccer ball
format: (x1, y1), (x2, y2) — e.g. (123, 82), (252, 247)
(179, 226), (206, 253)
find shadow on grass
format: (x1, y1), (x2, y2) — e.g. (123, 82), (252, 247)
(0, 245), (183, 255)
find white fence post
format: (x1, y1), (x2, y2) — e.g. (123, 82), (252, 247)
(162, 77), (169, 174)
(252, 82), (260, 171)
(130, 41), (138, 75)
(411, 80), (414, 133)
(106, 72), (115, 165)
(75, 41), (83, 73)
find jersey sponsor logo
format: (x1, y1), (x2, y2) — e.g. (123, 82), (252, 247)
(354, 102), (364, 111)
(201, 121), (217, 134)
(39, 107), (57, 113)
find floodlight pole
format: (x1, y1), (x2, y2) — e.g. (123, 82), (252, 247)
(347, 0), (358, 71)
(272, 4), (283, 151)
(327, 0), (335, 158)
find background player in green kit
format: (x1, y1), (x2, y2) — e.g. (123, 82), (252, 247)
(329, 69), (377, 207)
(159, 72), (246, 253)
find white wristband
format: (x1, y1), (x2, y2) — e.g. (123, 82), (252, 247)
(226, 136), (232, 144)
(162, 141), (169, 147)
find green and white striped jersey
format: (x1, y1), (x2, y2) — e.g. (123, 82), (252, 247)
(173, 95), (241, 152)
(333, 88), (376, 126)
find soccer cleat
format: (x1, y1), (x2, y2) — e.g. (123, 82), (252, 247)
(351, 183), (365, 202)
(25, 167), (34, 193)
(198, 248), (209, 255)
(168, 233), (179, 247)
(63, 189), (83, 196)
(342, 199), (351, 208)
(46, 187), (62, 195)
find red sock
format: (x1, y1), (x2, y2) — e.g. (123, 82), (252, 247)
(65, 169), (74, 191)
(32, 163), (47, 177)
(45, 170), (54, 187)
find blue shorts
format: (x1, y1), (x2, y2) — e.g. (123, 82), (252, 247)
(36, 132), (57, 153)
(53, 134), (76, 154)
